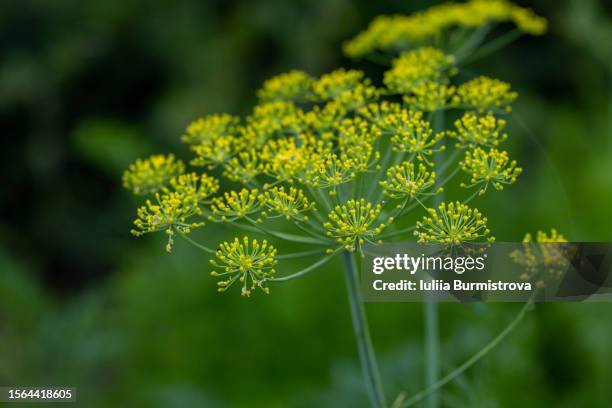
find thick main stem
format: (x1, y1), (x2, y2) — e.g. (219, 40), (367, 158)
(423, 300), (439, 408)
(342, 251), (386, 408)
(423, 110), (445, 408)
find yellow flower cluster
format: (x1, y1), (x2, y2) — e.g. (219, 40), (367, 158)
(257, 70), (314, 102)
(210, 237), (277, 296)
(380, 162), (442, 200)
(306, 153), (358, 194)
(460, 147), (522, 193)
(243, 101), (304, 146)
(512, 229), (570, 284)
(261, 137), (311, 182)
(447, 112), (508, 148)
(209, 188), (263, 222)
(388, 109), (445, 163)
(168, 172), (220, 203)
(312, 69), (379, 110)
(190, 134), (236, 169)
(384, 47), (455, 94)
(131, 192), (204, 252)
(181, 114), (240, 146)
(122, 154), (185, 195)
(415, 201), (493, 244)
(324, 199), (389, 251)
(523, 229), (567, 243)
(456, 76), (517, 112)
(404, 82), (457, 112)
(343, 0), (546, 58)
(122, 0), (543, 297)
(262, 186), (315, 221)
(223, 149), (263, 185)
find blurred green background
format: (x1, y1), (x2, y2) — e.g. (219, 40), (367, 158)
(1, 0), (611, 406)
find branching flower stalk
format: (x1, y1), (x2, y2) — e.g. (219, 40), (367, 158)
(122, 1), (553, 407)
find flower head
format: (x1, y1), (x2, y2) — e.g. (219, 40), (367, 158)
(209, 188), (263, 222)
(312, 69), (378, 110)
(415, 201), (493, 244)
(260, 138), (309, 182)
(512, 229), (570, 284)
(123, 154), (185, 195)
(380, 162), (442, 200)
(303, 101), (348, 137)
(257, 70), (314, 102)
(343, 0), (546, 58)
(190, 136), (237, 169)
(262, 186), (315, 221)
(404, 82), (457, 112)
(522, 229), (567, 243)
(210, 237), (277, 296)
(357, 101), (401, 130)
(182, 114), (240, 146)
(324, 199), (388, 251)
(388, 109), (445, 163)
(447, 112), (508, 148)
(223, 149), (263, 185)
(132, 192), (204, 252)
(306, 153), (358, 195)
(239, 101), (305, 149)
(168, 172), (220, 202)
(456, 76), (517, 112)
(384, 47), (455, 94)
(460, 147), (522, 194)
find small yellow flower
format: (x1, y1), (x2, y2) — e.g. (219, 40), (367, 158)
(182, 114), (240, 146)
(312, 69), (379, 110)
(131, 191), (204, 252)
(415, 201), (494, 244)
(168, 172), (220, 203)
(257, 70), (314, 102)
(223, 149), (263, 185)
(357, 101), (402, 129)
(123, 154), (185, 195)
(384, 47), (456, 94)
(260, 138), (308, 182)
(241, 101), (305, 148)
(380, 162), (442, 200)
(512, 229), (570, 284)
(388, 109), (445, 163)
(210, 237), (277, 296)
(460, 147), (522, 194)
(190, 136), (237, 169)
(306, 153), (357, 195)
(447, 112), (508, 148)
(324, 199), (388, 251)
(456, 76), (518, 113)
(262, 186), (315, 221)
(522, 229), (567, 243)
(209, 188), (263, 222)
(404, 82), (457, 112)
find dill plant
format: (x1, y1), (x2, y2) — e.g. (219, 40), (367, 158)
(122, 1), (561, 406)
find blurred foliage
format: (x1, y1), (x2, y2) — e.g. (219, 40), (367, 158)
(0, 0), (611, 407)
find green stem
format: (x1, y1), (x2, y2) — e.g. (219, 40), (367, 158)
(342, 251), (386, 408)
(245, 218), (330, 245)
(423, 300), (439, 408)
(176, 230), (216, 254)
(270, 254), (336, 281)
(276, 248), (326, 260)
(393, 298), (534, 408)
(459, 29), (522, 65)
(453, 24), (492, 63)
(423, 110), (446, 408)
